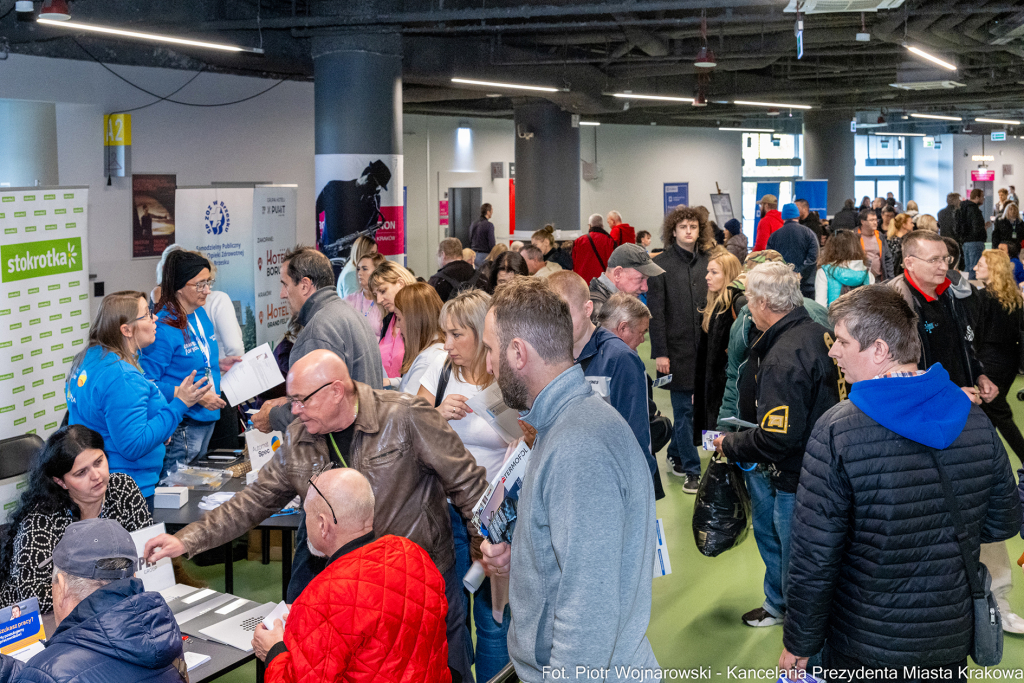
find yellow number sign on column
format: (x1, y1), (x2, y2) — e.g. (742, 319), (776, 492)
(102, 113), (132, 177)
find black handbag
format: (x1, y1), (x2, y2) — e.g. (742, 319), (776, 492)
(928, 448), (1003, 666)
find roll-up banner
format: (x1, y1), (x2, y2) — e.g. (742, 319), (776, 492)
(0, 187), (90, 438)
(314, 154), (405, 264)
(176, 185), (296, 354)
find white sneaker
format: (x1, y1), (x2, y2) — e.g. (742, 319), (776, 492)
(1003, 612), (1024, 634)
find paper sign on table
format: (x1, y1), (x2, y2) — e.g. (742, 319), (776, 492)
(244, 428), (283, 478)
(465, 382), (522, 444)
(0, 597), (46, 656)
(221, 343), (285, 406)
(130, 523), (175, 592)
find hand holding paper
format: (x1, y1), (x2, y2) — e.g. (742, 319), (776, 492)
(220, 344), (285, 406)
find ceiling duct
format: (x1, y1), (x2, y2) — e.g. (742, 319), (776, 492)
(784, 0), (904, 13)
(889, 61), (964, 91)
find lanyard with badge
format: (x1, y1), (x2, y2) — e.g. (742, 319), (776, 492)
(187, 313), (213, 382)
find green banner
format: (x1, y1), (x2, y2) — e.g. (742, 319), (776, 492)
(2, 237), (84, 283)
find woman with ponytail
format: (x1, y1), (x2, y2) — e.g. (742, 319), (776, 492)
(67, 290), (209, 496)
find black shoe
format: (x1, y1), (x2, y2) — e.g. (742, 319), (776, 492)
(682, 473), (700, 494)
(669, 460), (686, 477)
(742, 607), (782, 627)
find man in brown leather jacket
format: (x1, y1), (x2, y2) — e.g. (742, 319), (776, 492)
(145, 349), (487, 683)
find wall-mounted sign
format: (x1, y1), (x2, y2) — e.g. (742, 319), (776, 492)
(972, 169), (995, 182)
(923, 137), (935, 148)
(103, 114), (131, 178)
(972, 155), (995, 161)
(992, 131), (1007, 141)
(663, 183), (690, 216)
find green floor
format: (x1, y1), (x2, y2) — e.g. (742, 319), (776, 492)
(197, 341), (1024, 681)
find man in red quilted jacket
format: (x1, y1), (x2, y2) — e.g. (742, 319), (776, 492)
(254, 467), (451, 683)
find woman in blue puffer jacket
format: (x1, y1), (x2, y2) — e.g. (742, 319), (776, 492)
(67, 290), (209, 496)
(814, 230), (875, 308)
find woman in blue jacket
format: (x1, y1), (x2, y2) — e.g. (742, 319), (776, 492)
(141, 250), (237, 476)
(66, 291), (209, 496)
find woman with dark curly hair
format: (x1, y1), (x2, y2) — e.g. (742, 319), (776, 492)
(0, 425), (152, 613)
(647, 205), (716, 493)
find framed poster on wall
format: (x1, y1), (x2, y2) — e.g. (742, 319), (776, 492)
(663, 183), (689, 216)
(132, 174), (176, 258)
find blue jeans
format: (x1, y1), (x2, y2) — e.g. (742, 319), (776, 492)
(964, 241), (985, 278)
(162, 418), (216, 479)
(667, 390), (701, 476)
(449, 505), (509, 681)
(743, 467), (795, 618)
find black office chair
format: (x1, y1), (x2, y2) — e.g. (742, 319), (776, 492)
(0, 433), (42, 480)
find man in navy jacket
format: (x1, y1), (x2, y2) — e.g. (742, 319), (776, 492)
(767, 203), (819, 297)
(549, 271), (661, 500)
(780, 286), (1021, 675)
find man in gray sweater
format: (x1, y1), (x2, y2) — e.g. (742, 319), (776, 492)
(480, 277), (659, 682)
(252, 246), (384, 434)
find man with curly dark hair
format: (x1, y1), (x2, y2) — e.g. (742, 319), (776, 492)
(647, 205), (716, 492)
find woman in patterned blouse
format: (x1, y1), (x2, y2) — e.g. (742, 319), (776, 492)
(0, 425), (152, 613)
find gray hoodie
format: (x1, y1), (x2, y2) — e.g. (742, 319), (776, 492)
(508, 366), (659, 682)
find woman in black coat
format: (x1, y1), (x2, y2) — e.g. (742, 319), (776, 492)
(973, 249), (1024, 463)
(992, 202), (1024, 249)
(647, 205), (715, 492)
(693, 250), (743, 446)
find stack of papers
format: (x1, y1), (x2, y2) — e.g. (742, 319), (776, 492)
(221, 343), (285, 406)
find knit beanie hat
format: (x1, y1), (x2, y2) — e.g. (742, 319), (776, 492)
(781, 203), (800, 220)
(168, 251), (210, 294)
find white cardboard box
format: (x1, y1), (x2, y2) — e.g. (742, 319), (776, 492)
(153, 486), (188, 509)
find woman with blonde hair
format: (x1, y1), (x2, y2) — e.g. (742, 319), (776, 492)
(973, 250), (1024, 467)
(417, 288), (508, 678)
(368, 260), (417, 381)
(67, 291), (209, 496)
(393, 283), (446, 395)
(693, 250), (742, 443)
(335, 235), (378, 298)
(344, 252), (386, 337)
(915, 214), (938, 233)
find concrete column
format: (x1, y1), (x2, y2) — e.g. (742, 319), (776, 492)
(311, 23), (405, 260)
(513, 101), (580, 234)
(803, 109), (856, 216)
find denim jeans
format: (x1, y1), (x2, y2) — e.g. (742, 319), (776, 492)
(743, 466), (785, 617)
(443, 562), (475, 683)
(449, 504), (509, 681)
(964, 241), (985, 278)
(667, 390), (701, 476)
(162, 418), (216, 479)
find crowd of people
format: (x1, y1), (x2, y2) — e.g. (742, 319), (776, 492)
(0, 193), (1023, 683)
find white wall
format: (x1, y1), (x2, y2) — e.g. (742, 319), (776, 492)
(952, 133), (1024, 197)
(1, 53), (315, 315)
(581, 125), (742, 247)
(907, 136), (955, 218)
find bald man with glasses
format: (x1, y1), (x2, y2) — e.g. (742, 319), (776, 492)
(144, 349), (487, 682)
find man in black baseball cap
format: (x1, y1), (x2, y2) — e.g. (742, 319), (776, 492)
(1, 519), (187, 683)
(589, 242), (665, 322)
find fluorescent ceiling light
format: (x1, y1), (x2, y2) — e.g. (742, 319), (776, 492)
(609, 93), (694, 103)
(37, 17), (264, 53)
(973, 155), (995, 161)
(579, 121), (601, 126)
(910, 112), (962, 121)
(870, 132), (927, 137)
(734, 100), (812, 110)
(451, 78), (560, 93)
(718, 127), (774, 133)
(976, 117), (1021, 125)
(905, 45), (957, 71)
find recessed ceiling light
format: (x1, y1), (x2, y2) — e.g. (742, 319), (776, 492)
(910, 113), (962, 122)
(36, 17), (265, 53)
(579, 121), (601, 126)
(869, 132), (927, 137)
(451, 78), (561, 93)
(905, 44), (957, 71)
(608, 93), (695, 103)
(976, 117), (1021, 125)
(734, 100), (812, 110)
(718, 127), (774, 132)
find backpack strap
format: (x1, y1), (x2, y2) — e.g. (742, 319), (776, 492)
(434, 361), (453, 408)
(587, 234), (608, 271)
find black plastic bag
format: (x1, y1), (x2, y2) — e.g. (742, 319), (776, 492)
(692, 456), (751, 557)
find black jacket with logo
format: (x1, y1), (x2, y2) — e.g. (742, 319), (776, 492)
(722, 306), (844, 492)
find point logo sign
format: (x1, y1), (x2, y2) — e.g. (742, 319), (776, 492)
(2, 238), (83, 283)
(205, 200), (231, 235)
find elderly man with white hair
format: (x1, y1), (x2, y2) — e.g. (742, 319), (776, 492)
(712, 261), (843, 629)
(254, 468), (453, 682)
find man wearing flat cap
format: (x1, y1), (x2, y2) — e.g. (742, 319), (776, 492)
(588, 243), (665, 323)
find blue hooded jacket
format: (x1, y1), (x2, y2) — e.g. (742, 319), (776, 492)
(140, 307), (221, 424)
(67, 346), (187, 497)
(1, 578), (185, 683)
(849, 363), (971, 449)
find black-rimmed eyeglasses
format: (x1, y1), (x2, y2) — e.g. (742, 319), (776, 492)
(287, 382), (333, 410)
(307, 461), (338, 524)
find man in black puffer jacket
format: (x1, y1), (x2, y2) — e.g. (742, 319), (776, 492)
(780, 286), (1022, 676)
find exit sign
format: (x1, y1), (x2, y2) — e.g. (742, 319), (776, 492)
(992, 131), (1007, 141)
